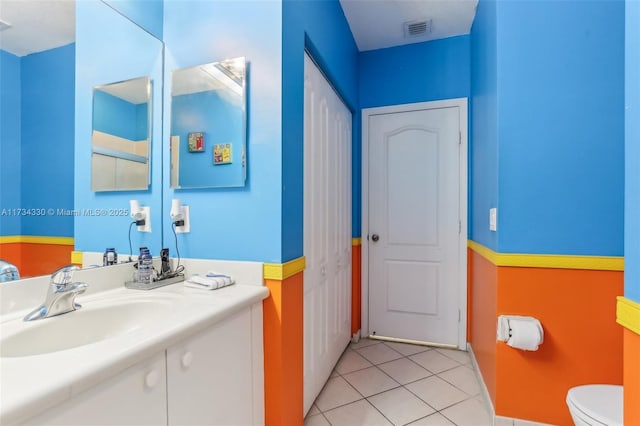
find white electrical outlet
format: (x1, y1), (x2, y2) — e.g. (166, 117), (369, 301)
(489, 208), (497, 232)
(138, 206), (151, 232)
(174, 205), (190, 233)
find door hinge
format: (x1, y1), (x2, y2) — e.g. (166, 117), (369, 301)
(459, 220), (462, 234)
(458, 309), (461, 322)
(459, 132), (462, 145)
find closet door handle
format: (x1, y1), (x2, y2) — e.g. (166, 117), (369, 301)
(371, 234), (379, 242)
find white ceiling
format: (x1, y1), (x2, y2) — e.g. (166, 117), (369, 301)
(0, 0), (477, 57)
(340, 0), (478, 51)
(0, 0), (75, 57)
(96, 76), (150, 104)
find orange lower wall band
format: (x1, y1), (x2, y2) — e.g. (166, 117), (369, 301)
(0, 243), (22, 270)
(263, 241), (361, 425)
(496, 266), (622, 425)
(624, 328), (640, 425)
(0, 241), (73, 277)
(469, 249), (498, 406)
(469, 245), (623, 425)
(263, 273), (304, 426)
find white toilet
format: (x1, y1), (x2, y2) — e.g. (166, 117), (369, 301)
(566, 384), (623, 426)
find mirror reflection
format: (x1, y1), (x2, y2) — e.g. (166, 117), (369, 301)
(91, 77), (151, 192)
(0, 0), (75, 279)
(0, 0), (163, 279)
(170, 57), (247, 189)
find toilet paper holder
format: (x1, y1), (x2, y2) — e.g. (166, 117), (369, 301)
(496, 315), (544, 344)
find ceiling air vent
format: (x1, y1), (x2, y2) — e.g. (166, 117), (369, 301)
(404, 19), (432, 38)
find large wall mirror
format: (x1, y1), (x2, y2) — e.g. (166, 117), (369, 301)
(74, 0), (164, 259)
(170, 57), (247, 189)
(0, 0), (163, 278)
(0, 0), (75, 278)
(91, 76), (152, 191)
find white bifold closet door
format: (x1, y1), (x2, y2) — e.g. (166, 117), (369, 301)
(303, 52), (352, 415)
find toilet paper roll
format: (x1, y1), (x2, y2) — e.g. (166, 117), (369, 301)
(507, 318), (543, 351)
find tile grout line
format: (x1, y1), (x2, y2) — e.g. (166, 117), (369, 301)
(318, 410), (332, 426)
(379, 347), (481, 425)
(405, 347), (480, 401)
(364, 396), (400, 426)
(332, 344), (429, 425)
(312, 341), (489, 426)
(352, 345), (445, 424)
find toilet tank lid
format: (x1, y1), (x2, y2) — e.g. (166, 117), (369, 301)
(567, 385), (622, 426)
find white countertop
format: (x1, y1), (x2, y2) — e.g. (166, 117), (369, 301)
(0, 282), (269, 425)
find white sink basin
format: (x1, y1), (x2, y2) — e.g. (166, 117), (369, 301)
(0, 296), (179, 357)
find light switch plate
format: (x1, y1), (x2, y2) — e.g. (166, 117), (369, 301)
(489, 208), (497, 232)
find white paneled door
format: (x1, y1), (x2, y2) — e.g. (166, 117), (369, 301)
(366, 103), (466, 348)
(303, 53), (352, 415)
(304, 54), (352, 414)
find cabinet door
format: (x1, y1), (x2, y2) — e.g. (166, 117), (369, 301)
(167, 307), (261, 426)
(22, 352), (167, 426)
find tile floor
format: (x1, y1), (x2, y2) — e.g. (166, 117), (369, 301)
(304, 338), (493, 426)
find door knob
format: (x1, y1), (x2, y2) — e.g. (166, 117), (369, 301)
(371, 234), (379, 242)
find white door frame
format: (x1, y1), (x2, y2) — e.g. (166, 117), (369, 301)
(361, 98), (468, 349)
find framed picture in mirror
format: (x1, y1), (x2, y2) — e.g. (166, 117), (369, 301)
(188, 132), (205, 152)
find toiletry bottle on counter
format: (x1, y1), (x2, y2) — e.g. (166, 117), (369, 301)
(103, 248), (117, 266)
(137, 247), (153, 283)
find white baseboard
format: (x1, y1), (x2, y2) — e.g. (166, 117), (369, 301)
(467, 343), (496, 423)
(467, 343), (556, 426)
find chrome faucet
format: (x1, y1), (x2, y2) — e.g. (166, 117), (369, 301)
(0, 259), (20, 282)
(24, 265), (89, 321)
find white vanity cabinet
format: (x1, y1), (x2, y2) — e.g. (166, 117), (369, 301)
(23, 352), (168, 426)
(16, 301), (265, 426)
(166, 303), (265, 426)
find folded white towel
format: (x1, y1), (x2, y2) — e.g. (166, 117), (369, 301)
(184, 271), (235, 290)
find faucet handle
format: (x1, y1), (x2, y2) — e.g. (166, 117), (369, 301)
(51, 265), (80, 286)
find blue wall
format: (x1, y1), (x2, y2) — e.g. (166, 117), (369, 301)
(71, 0), (626, 265)
(0, 45), (75, 238)
(103, 0), (163, 40)
(470, 0), (499, 251)
(497, 0), (624, 256)
(161, 0), (358, 263)
(0, 50), (22, 236)
(282, 0), (359, 261)
(470, 0), (625, 257)
(163, 0), (283, 262)
(93, 90), (148, 141)
(359, 37), (470, 109)
(75, 0), (163, 255)
(21, 44), (76, 237)
(171, 91), (244, 188)
(626, 0), (640, 302)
